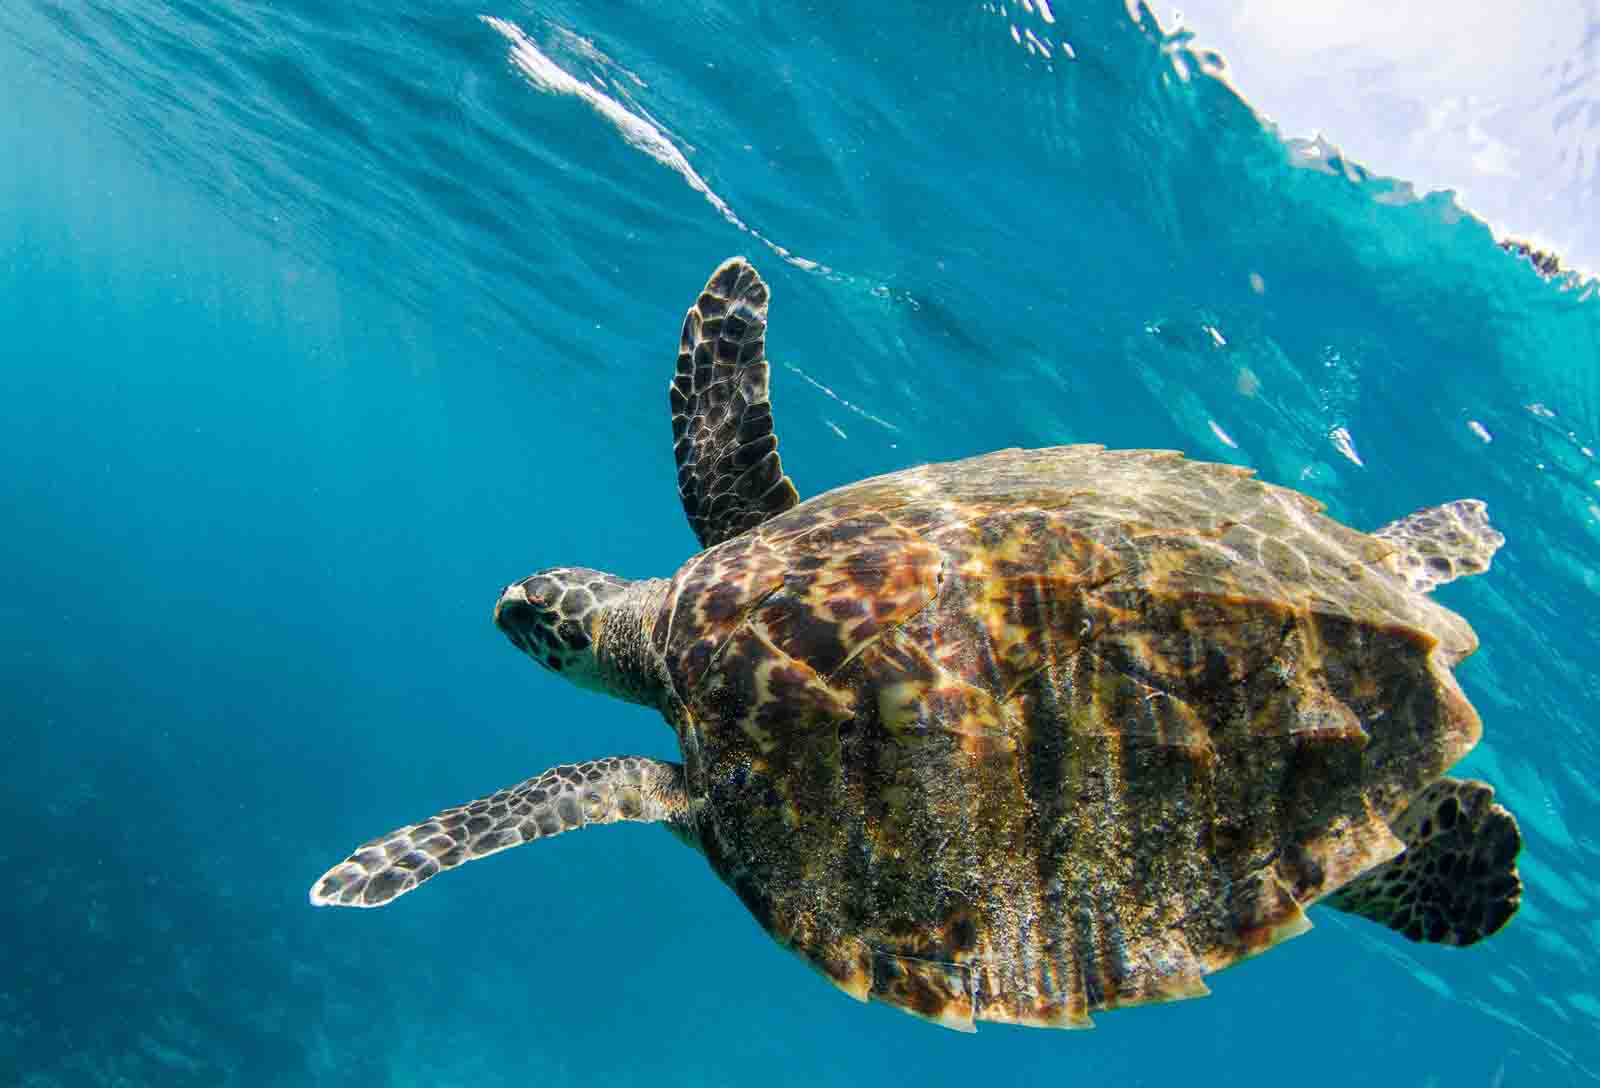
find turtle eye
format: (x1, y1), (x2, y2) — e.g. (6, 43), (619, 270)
(554, 618), (591, 652)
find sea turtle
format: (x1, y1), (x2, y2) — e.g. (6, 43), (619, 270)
(310, 257), (1522, 1031)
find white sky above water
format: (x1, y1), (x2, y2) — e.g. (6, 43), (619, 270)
(1170, 0), (1600, 276)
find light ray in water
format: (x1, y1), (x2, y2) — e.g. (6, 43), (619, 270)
(782, 361), (902, 434)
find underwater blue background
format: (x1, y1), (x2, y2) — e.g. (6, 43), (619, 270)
(3, 2), (1599, 1084)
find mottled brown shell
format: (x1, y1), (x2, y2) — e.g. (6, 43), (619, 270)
(651, 445), (1483, 1030)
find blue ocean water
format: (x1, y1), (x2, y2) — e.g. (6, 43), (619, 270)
(3, 1), (1599, 1084)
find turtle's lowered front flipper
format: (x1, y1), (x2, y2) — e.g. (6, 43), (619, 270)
(1373, 499), (1505, 594)
(1322, 777), (1521, 946)
(671, 257), (800, 549)
(310, 756), (688, 908)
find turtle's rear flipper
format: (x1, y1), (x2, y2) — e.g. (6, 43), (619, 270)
(1373, 499), (1505, 594)
(1322, 777), (1521, 946)
(310, 756), (688, 908)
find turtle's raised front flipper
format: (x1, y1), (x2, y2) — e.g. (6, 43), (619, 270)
(671, 257), (800, 549)
(1322, 777), (1522, 946)
(310, 756), (687, 908)
(1374, 499), (1505, 594)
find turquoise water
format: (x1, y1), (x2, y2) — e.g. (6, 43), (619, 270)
(4, 1), (1599, 1084)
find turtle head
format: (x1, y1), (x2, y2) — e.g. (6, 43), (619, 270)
(493, 567), (669, 707)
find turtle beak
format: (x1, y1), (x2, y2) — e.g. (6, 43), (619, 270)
(493, 582), (531, 637)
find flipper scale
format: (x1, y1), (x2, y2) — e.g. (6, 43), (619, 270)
(310, 756), (687, 908)
(1374, 499), (1505, 594)
(671, 257), (799, 549)
(1323, 776), (1522, 946)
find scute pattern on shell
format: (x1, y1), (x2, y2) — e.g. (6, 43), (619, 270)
(659, 445), (1488, 1029)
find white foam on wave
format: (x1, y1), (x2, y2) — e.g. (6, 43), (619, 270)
(480, 16), (826, 275)
(1329, 424), (1365, 467)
